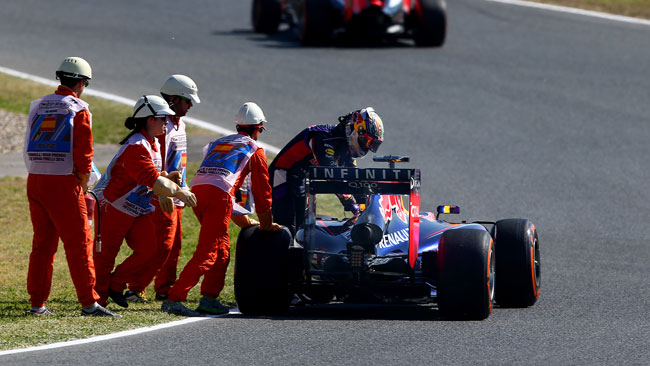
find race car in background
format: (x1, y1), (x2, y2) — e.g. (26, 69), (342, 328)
(234, 156), (541, 320)
(252, 0), (447, 46)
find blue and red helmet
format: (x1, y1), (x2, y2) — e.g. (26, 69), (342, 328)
(344, 107), (384, 157)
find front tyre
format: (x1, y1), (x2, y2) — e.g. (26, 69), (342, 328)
(252, 0), (282, 34)
(437, 228), (494, 320)
(412, 0), (447, 47)
(234, 225), (293, 315)
(495, 219), (541, 307)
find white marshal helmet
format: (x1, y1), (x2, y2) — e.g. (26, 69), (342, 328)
(160, 74), (200, 104)
(132, 95), (175, 118)
(56, 56), (92, 79)
(235, 102), (266, 125)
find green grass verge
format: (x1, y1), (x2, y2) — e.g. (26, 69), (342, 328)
(0, 73), (209, 145)
(0, 162), (244, 350)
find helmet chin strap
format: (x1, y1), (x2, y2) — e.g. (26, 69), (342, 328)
(348, 130), (367, 158)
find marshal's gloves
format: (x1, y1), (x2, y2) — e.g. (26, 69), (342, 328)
(152, 176), (197, 207)
(175, 188), (197, 207)
(158, 195), (174, 214)
(161, 171), (182, 186)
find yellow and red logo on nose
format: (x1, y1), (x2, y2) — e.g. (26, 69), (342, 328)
(41, 116), (57, 132)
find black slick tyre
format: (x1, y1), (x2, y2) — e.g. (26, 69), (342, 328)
(495, 218), (540, 307)
(252, 0), (282, 34)
(437, 228), (494, 320)
(412, 0), (447, 47)
(234, 225), (292, 315)
(300, 0), (333, 45)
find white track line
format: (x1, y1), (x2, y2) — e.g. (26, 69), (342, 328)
(484, 0), (650, 27)
(0, 310), (242, 356)
(0, 66), (280, 154)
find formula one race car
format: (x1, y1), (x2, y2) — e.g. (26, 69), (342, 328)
(252, 0), (447, 46)
(234, 156), (540, 320)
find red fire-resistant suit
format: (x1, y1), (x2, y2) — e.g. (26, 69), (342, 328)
(93, 130), (160, 305)
(25, 86), (100, 308)
(167, 136), (272, 302)
(129, 116), (186, 295)
(128, 202), (183, 295)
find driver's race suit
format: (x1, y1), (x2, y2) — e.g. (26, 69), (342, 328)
(268, 123), (359, 235)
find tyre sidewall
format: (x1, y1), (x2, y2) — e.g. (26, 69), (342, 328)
(495, 218), (540, 307)
(437, 228), (494, 320)
(234, 225), (292, 315)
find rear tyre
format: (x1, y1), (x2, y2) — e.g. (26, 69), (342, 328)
(412, 0), (447, 47)
(495, 219), (540, 307)
(300, 0), (333, 45)
(252, 0), (282, 34)
(437, 228), (494, 320)
(234, 225), (293, 315)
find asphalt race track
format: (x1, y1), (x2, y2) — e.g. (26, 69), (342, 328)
(1, 0), (649, 364)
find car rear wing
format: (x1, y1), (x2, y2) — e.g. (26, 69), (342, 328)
(305, 166), (422, 268)
(306, 166), (419, 195)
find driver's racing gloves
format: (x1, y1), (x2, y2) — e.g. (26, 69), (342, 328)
(339, 194), (361, 216)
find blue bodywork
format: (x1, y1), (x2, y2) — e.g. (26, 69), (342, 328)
(302, 194), (487, 270)
(296, 192), (489, 304)
(293, 165), (491, 303)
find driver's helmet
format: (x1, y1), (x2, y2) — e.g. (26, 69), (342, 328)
(342, 107), (384, 158)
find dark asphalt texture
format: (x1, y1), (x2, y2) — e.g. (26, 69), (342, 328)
(1, 0), (649, 364)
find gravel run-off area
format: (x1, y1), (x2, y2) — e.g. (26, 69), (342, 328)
(0, 109), (25, 154)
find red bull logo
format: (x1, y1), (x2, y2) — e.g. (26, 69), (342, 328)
(378, 195), (408, 223)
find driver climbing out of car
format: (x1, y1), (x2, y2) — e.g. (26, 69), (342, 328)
(268, 107), (384, 235)
(161, 102), (282, 317)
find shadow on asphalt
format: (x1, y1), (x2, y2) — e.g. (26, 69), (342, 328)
(212, 28), (416, 49)
(225, 302), (447, 322)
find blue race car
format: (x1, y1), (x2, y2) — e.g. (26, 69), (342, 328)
(234, 156), (540, 320)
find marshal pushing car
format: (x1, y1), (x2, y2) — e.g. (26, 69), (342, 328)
(252, 0), (447, 46)
(234, 156), (540, 320)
